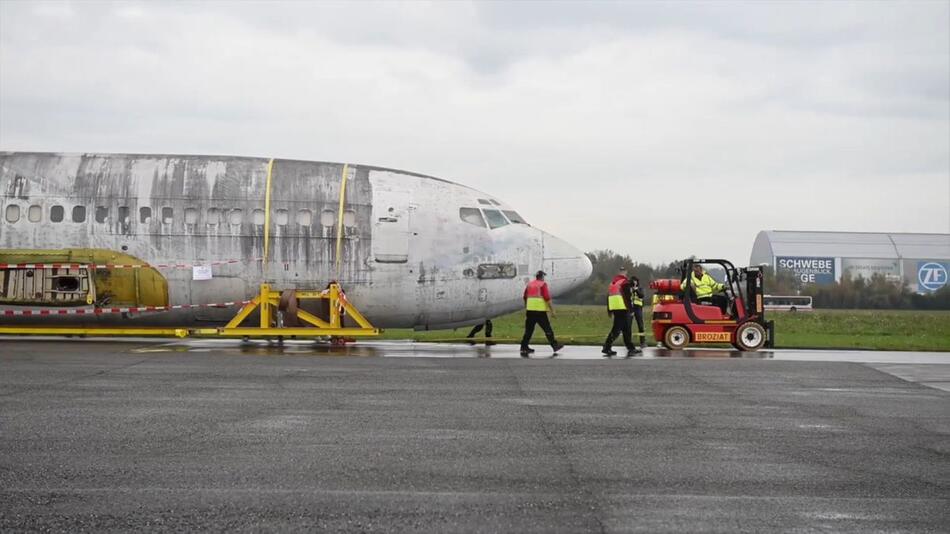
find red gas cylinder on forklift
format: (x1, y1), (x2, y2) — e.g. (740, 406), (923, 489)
(650, 278), (682, 294)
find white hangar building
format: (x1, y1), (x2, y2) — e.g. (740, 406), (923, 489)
(750, 230), (950, 294)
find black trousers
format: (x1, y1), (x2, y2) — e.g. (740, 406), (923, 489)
(520, 311), (558, 349)
(466, 319), (493, 338)
(629, 307), (645, 345)
(604, 310), (635, 350)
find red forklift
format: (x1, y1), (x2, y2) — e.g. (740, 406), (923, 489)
(649, 258), (774, 351)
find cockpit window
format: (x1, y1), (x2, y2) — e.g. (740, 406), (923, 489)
(481, 209), (509, 229)
(502, 210), (527, 224)
(477, 199), (492, 205)
(459, 207), (486, 227)
(489, 199), (501, 206)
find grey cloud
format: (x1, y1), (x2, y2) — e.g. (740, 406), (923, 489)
(1, 0), (947, 263)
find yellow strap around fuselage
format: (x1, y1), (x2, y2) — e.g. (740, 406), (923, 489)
(263, 158), (275, 275)
(335, 164), (349, 279)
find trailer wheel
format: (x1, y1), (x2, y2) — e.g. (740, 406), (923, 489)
(735, 322), (766, 351)
(663, 326), (690, 350)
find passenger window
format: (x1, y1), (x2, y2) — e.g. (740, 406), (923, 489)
(207, 208), (221, 225)
(459, 208), (486, 227)
(50, 205), (64, 223)
(481, 209), (509, 229)
(297, 209), (312, 226)
(252, 209), (265, 225)
(229, 209), (243, 225)
(5, 204), (20, 223)
(162, 207), (173, 224)
(139, 207), (151, 223)
(320, 209), (335, 227)
(184, 208), (198, 224)
(275, 209), (288, 226)
(95, 206), (109, 223)
(502, 210), (527, 224)
(118, 206), (130, 224)
(28, 205), (42, 223)
(477, 263), (517, 279)
(72, 205), (86, 223)
(343, 209), (356, 227)
(477, 199), (492, 205)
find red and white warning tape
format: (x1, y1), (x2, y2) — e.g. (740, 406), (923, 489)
(1, 300), (250, 317)
(0, 258), (263, 270)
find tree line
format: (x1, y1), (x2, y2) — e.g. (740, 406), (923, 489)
(559, 250), (950, 310)
(557, 250), (682, 305)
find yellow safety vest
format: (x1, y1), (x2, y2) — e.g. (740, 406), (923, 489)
(525, 280), (548, 311)
(607, 279), (627, 311)
(683, 272), (724, 299)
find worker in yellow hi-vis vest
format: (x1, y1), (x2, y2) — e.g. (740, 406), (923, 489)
(602, 267), (640, 357)
(520, 270), (565, 357)
(683, 264), (729, 315)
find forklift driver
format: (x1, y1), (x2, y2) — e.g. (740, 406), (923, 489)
(683, 264), (730, 316)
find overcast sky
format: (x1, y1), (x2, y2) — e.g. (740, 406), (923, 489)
(1, 0), (948, 264)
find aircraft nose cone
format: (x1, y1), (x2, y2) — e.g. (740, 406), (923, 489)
(580, 253), (594, 281)
(541, 232), (592, 296)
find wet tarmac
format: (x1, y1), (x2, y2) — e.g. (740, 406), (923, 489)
(1, 338), (948, 532)
(87, 338), (950, 392)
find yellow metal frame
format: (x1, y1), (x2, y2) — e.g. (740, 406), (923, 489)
(199, 282), (378, 338)
(0, 326), (189, 337)
(0, 283), (378, 340)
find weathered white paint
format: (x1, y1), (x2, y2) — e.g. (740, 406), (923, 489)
(0, 152), (592, 329)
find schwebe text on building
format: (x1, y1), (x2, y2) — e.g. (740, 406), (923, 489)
(776, 256), (836, 285)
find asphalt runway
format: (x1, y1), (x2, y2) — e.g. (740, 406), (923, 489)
(1, 339), (948, 532)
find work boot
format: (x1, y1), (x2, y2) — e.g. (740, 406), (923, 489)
(602, 347), (617, 357)
(552, 343), (565, 354)
(626, 347), (642, 358)
(520, 349), (530, 358)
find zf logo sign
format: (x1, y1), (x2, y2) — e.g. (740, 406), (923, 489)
(918, 262), (948, 292)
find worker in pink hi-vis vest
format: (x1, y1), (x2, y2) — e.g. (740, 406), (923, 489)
(519, 270), (565, 357)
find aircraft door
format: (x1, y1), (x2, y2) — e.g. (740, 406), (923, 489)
(372, 189), (410, 264)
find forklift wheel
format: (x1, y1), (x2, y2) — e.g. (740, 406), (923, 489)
(735, 322), (767, 351)
(663, 326), (690, 350)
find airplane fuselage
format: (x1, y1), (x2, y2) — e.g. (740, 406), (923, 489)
(0, 152), (592, 329)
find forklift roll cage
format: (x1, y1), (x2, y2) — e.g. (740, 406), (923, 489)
(662, 258), (774, 350)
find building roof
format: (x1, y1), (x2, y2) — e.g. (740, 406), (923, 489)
(751, 230), (950, 263)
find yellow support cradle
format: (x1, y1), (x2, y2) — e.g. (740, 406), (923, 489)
(195, 282), (379, 339)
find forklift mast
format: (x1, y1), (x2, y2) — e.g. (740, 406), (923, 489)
(743, 265), (765, 317)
